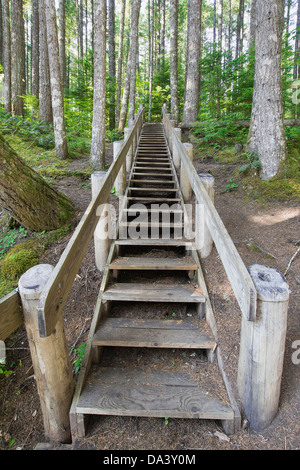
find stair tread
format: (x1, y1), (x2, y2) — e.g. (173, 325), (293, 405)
(93, 317), (216, 349)
(102, 283), (206, 302)
(109, 256), (197, 271)
(76, 366), (233, 419)
(115, 239), (193, 246)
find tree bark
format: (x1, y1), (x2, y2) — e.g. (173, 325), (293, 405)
(59, 0), (66, 89)
(11, 0), (24, 116)
(128, 0), (142, 124)
(236, 0), (245, 59)
(159, 0), (165, 72)
(90, 0), (106, 169)
(0, 134), (74, 231)
(148, 0), (154, 121)
(170, 0), (179, 124)
(31, 0), (39, 100)
(108, 0), (116, 130)
(249, 0), (256, 47)
(294, 0), (300, 79)
(39, 0), (52, 123)
(247, 0), (286, 181)
(118, 46), (131, 132)
(44, 0), (68, 159)
(115, 0), (126, 128)
(2, 0), (11, 114)
(183, 0), (202, 124)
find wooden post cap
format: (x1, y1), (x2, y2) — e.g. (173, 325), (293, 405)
(19, 264), (54, 300)
(199, 173), (214, 182)
(248, 264), (290, 302)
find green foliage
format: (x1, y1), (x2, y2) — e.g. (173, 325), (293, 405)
(238, 152), (261, 174)
(0, 227), (27, 260)
(73, 343), (86, 374)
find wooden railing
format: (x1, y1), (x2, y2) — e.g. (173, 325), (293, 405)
(162, 104), (257, 322)
(37, 105), (145, 337)
(0, 290), (22, 341)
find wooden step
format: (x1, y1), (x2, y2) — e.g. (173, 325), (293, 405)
(129, 179), (175, 185)
(76, 366), (234, 420)
(129, 187), (178, 192)
(123, 206), (183, 213)
(102, 283), (206, 303)
(132, 172), (174, 178)
(119, 222), (183, 229)
(109, 256), (197, 271)
(93, 318), (216, 349)
(127, 197), (181, 202)
(133, 166), (173, 171)
(115, 239), (193, 247)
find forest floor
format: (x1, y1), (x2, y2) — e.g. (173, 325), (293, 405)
(0, 138), (299, 452)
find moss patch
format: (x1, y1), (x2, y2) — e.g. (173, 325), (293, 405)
(0, 240), (42, 280)
(0, 225), (71, 296)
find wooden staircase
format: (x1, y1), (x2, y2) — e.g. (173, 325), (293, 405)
(70, 123), (240, 439)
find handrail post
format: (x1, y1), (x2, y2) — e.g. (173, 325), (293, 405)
(237, 265), (289, 430)
(181, 143), (193, 201)
(113, 140), (126, 197)
(196, 173), (215, 258)
(172, 128), (182, 170)
(19, 264), (74, 443)
(92, 171), (111, 271)
(124, 127), (133, 172)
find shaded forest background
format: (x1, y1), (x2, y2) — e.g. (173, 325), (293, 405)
(0, 0), (299, 157)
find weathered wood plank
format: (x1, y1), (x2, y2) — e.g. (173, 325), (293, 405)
(109, 256), (197, 271)
(102, 283), (205, 303)
(93, 317), (216, 349)
(76, 367), (233, 420)
(0, 291), (22, 341)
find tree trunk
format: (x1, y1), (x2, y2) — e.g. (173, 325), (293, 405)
(148, 0), (154, 121)
(236, 0), (245, 59)
(159, 0), (165, 72)
(128, 0), (142, 124)
(170, 0), (179, 124)
(0, 134), (74, 231)
(108, 0), (116, 130)
(59, 0), (66, 89)
(249, 0), (256, 46)
(2, 0), (11, 114)
(294, 0), (300, 79)
(90, 0), (106, 169)
(39, 0), (52, 123)
(183, 0), (202, 124)
(31, 0), (39, 100)
(11, 0), (24, 116)
(44, 0), (68, 159)
(115, 0), (126, 128)
(247, 0), (286, 181)
(218, 0), (223, 49)
(118, 46), (131, 132)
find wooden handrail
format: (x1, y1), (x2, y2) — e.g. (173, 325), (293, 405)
(37, 106), (144, 337)
(0, 290), (22, 341)
(162, 105), (257, 322)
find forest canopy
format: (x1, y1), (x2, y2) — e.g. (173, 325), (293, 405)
(0, 0), (299, 177)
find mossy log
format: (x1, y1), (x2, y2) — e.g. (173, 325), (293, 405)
(0, 133), (74, 231)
